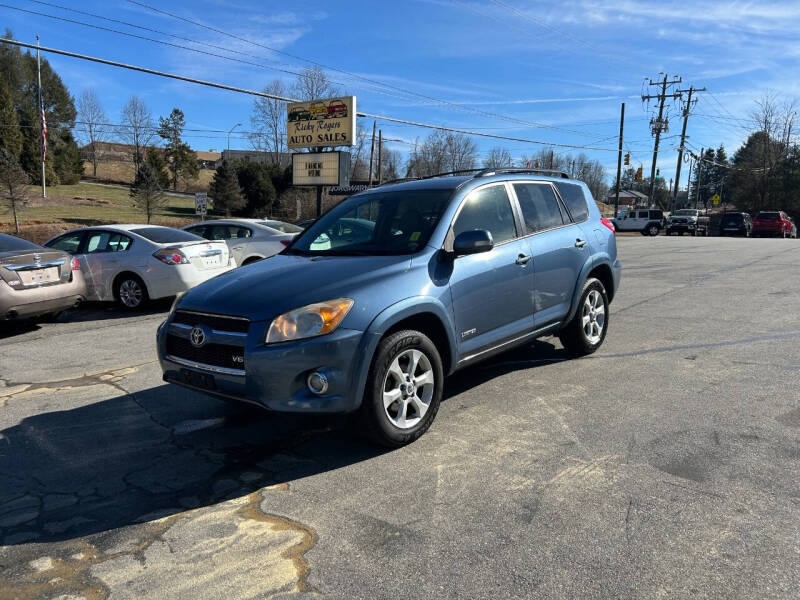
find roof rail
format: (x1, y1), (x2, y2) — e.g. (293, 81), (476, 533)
(474, 168), (570, 179)
(378, 169), (484, 187)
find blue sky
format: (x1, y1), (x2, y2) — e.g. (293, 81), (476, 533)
(3, 0), (798, 191)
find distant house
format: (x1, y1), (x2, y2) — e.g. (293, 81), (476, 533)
(195, 150), (221, 169)
(217, 150), (292, 169)
(605, 190), (649, 207)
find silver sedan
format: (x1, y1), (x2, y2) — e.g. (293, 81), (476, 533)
(182, 219), (302, 266)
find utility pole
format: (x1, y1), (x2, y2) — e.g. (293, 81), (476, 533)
(367, 120), (376, 187)
(614, 102), (625, 218)
(672, 85), (705, 211)
(36, 35), (46, 198)
(642, 74), (682, 207)
(685, 155), (693, 208)
(377, 130), (383, 185)
(695, 147), (704, 209)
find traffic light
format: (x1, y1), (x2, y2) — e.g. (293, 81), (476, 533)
(624, 152), (630, 165)
(635, 166), (643, 182)
(656, 168), (661, 178)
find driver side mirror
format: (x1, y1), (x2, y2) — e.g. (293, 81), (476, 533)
(453, 229), (494, 257)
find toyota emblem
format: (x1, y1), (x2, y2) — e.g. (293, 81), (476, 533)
(190, 326), (206, 348)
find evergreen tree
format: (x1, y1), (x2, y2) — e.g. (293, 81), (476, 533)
(235, 161), (277, 216)
(0, 80), (22, 158)
(0, 30), (81, 185)
(157, 108), (198, 190)
(130, 163), (166, 224)
(144, 147), (170, 189)
(210, 160), (245, 217)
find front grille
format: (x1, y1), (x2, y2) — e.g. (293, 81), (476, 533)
(166, 334), (246, 370)
(173, 310), (249, 333)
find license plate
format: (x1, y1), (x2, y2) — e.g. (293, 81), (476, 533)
(20, 267), (59, 285)
(203, 256), (221, 267)
(180, 368), (216, 391)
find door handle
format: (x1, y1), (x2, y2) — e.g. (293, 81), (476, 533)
(515, 254), (532, 265)
(575, 239), (587, 248)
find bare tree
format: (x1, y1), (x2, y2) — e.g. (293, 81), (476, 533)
(747, 93), (798, 208)
(350, 124), (370, 180)
(483, 147), (513, 169)
(77, 89), (108, 178)
(292, 66), (338, 101)
(0, 149), (29, 234)
(120, 95), (155, 173)
(379, 146), (401, 181)
(250, 80), (288, 166)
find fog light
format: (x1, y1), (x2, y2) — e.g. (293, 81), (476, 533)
(307, 371), (328, 395)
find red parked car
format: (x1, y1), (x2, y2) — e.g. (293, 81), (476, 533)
(752, 211), (797, 238)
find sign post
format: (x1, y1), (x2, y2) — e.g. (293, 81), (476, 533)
(194, 192), (208, 219)
(287, 96), (356, 217)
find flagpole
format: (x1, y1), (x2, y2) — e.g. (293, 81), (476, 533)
(36, 35), (46, 198)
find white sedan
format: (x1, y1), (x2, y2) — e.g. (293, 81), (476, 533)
(44, 225), (235, 309)
(182, 219), (302, 266)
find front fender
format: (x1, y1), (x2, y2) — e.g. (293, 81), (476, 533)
(349, 296), (458, 411)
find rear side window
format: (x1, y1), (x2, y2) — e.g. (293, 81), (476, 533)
(130, 227), (203, 244)
(260, 221), (303, 234)
(184, 225), (208, 238)
(554, 182), (589, 222)
(48, 232), (83, 254)
(513, 183), (565, 233)
(650, 211), (663, 219)
(453, 185), (517, 244)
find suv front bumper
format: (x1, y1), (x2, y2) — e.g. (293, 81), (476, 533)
(157, 319), (367, 413)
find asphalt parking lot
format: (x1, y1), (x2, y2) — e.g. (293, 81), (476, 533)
(1, 236), (798, 599)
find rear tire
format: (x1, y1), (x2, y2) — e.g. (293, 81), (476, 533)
(559, 278), (609, 357)
(115, 274), (149, 310)
(358, 330), (443, 447)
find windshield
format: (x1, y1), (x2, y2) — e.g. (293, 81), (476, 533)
(755, 212), (780, 220)
(722, 214), (743, 223)
(130, 227), (205, 244)
(0, 234), (41, 252)
(288, 189), (452, 255)
(675, 210), (699, 216)
(259, 220), (303, 234)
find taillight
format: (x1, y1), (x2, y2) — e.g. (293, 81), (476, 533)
(601, 218), (616, 234)
(153, 248), (190, 265)
(280, 240), (291, 247)
(70, 258), (80, 270)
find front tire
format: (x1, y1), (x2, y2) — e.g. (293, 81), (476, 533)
(559, 278), (609, 357)
(359, 330), (443, 447)
(115, 274), (149, 310)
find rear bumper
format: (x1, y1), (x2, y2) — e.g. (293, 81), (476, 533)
(0, 276), (86, 319)
(157, 320), (365, 413)
(144, 262), (236, 300)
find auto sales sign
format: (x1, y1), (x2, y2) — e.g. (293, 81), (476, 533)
(287, 96), (356, 149)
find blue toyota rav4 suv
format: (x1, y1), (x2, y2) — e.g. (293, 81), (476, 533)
(157, 169), (621, 446)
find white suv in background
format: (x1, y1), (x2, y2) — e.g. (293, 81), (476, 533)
(612, 209), (664, 236)
(183, 219), (302, 266)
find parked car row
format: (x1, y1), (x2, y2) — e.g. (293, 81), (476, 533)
(1, 219), (303, 320)
(611, 208), (797, 238)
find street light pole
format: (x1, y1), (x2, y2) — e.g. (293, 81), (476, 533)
(227, 122), (242, 151)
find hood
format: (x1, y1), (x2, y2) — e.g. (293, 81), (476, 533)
(177, 252), (414, 322)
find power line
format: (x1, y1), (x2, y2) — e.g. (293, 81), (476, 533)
(123, 0), (605, 138)
(0, 37), (636, 152)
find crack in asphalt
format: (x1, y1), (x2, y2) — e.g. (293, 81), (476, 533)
(0, 363), (154, 406)
(236, 491), (318, 594)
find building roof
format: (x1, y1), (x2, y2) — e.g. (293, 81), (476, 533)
(196, 151), (221, 161)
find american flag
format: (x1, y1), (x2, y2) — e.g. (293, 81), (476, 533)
(40, 98), (47, 162)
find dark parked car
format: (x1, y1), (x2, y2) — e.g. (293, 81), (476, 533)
(719, 212), (752, 237)
(752, 211), (797, 238)
(158, 170), (621, 446)
(0, 232), (86, 321)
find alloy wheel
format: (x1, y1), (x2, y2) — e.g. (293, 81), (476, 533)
(581, 289), (606, 345)
(382, 349), (434, 429)
(119, 279), (143, 308)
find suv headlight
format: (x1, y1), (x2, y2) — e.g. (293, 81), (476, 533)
(265, 298), (354, 344)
